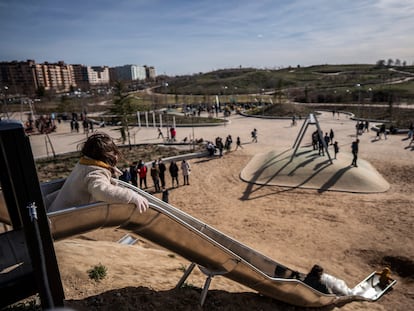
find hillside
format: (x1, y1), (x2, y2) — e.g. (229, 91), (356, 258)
(161, 64), (414, 105)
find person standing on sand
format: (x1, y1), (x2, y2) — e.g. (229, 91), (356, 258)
(181, 160), (191, 185)
(225, 135), (233, 151)
(129, 161), (138, 187)
(158, 158), (166, 188)
(333, 141), (339, 159)
(150, 161), (161, 193)
(169, 160), (179, 187)
(137, 160), (148, 189)
(351, 139), (359, 167)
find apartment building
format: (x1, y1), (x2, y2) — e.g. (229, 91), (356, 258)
(145, 65), (156, 80)
(87, 66), (110, 86)
(72, 64), (89, 91)
(113, 64), (146, 81)
(0, 60), (154, 96)
(0, 60), (37, 95)
(33, 61), (75, 93)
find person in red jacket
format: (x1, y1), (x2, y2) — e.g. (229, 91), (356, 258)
(137, 159), (148, 189)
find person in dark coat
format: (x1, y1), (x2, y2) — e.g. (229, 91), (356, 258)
(158, 158), (166, 188)
(169, 160), (179, 187)
(351, 139), (359, 167)
(129, 161), (138, 187)
(303, 265), (330, 294)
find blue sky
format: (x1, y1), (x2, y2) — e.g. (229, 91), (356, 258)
(0, 0), (413, 75)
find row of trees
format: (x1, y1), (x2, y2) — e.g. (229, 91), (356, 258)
(376, 59), (409, 67)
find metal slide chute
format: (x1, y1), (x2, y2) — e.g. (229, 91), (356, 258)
(0, 179), (396, 307)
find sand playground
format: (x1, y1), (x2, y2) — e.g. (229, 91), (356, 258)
(9, 110), (414, 310)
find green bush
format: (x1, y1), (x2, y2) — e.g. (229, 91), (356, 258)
(87, 263), (107, 282)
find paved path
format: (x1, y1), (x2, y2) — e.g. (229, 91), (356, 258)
(27, 111), (412, 166)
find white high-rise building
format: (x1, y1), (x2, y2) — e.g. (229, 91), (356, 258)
(115, 64), (146, 81)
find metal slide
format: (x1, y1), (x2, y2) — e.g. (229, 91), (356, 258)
(1, 179), (396, 307)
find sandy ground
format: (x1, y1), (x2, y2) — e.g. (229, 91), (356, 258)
(27, 111), (414, 310)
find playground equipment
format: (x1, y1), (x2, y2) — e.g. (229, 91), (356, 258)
(0, 120), (64, 309)
(0, 120), (396, 308)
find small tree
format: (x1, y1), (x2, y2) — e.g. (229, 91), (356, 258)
(111, 81), (134, 149)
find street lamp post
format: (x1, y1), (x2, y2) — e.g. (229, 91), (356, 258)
(368, 88), (372, 117)
(164, 82), (168, 106)
(356, 83), (361, 137)
(2, 86), (9, 119)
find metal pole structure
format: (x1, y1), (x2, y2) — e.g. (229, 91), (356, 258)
(137, 111), (141, 127)
(290, 119), (310, 162)
(292, 115), (309, 149)
(314, 114), (333, 164)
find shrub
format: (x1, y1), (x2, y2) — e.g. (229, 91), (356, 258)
(88, 263), (107, 282)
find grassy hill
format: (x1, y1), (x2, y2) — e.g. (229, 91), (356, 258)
(161, 64), (414, 106)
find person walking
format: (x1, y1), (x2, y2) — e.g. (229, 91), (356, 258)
(181, 159), (191, 185)
(157, 127), (164, 139)
(170, 127), (177, 141)
(251, 128), (258, 143)
(351, 139), (359, 167)
(235, 136), (243, 150)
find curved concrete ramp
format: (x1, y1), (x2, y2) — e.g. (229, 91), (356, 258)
(240, 147), (389, 193)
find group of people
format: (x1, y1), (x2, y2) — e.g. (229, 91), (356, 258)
(206, 134), (235, 156)
(311, 129), (339, 159)
(205, 128), (260, 155)
(48, 132), (193, 213)
(356, 120), (370, 135)
(25, 114), (57, 134)
(119, 158), (191, 194)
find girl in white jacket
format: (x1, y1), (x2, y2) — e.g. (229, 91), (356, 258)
(49, 133), (148, 213)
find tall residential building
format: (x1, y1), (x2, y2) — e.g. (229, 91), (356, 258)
(0, 60), (37, 95)
(87, 66), (110, 86)
(114, 64), (146, 81)
(33, 61), (75, 93)
(145, 65), (156, 80)
(0, 60), (155, 95)
(72, 64), (89, 91)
